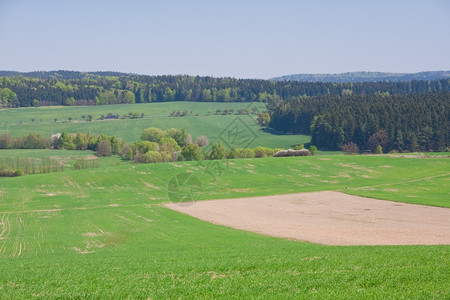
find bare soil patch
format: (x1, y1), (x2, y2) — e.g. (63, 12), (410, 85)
(164, 191), (450, 245)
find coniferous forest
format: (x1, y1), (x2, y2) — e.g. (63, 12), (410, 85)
(0, 71), (449, 152)
(268, 92), (449, 152)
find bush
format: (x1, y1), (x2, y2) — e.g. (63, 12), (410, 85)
(309, 145), (318, 156)
(135, 141), (159, 154)
(209, 143), (227, 160)
(143, 151), (162, 163)
(160, 137), (181, 152)
(181, 143), (202, 161)
(160, 152), (173, 163)
(235, 148), (255, 158)
(0, 134), (13, 149)
(256, 112), (271, 127)
(375, 144), (383, 154)
(165, 128), (187, 147)
(194, 135), (209, 147)
(0, 169), (17, 177)
(141, 127), (165, 143)
(253, 146), (275, 158)
(97, 140), (112, 157)
(184, 134), (193, 145)
(341, 142), (359, 154)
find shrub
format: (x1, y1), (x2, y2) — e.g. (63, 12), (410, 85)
(165, 128), (187, 147)
(209, 143), (227, 160)
(375, 144), (383, 154)
(141, 127), (166, 143)
(253, 146), (275, 158)
(256, 112), (271, 127)
(135, 141), (159, 154)
(235, 148), (255, 158)
(160, 137), (181, 152)
(0, 169), (17, 177)
(181, 143), (202, 161)
(143, 151), (162, 163)
(160, 152), (173, 163)
(97, 140), (112, 157)
(184, 134), (193, 145)
(0, 134), (13, 149)
(194, 135), (209, 147)
(309, 145), (318, 156)
(341, 142), (359, 154)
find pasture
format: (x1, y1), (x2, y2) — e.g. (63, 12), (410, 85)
(0, 152), (449, 298)
(0, 102), (309, 148)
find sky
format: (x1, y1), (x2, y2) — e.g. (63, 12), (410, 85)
(0, 0), (449, 79)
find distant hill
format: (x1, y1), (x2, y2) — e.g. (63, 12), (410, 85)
(1, 70), (449, 107)
(271, 71), (450, 83)
(0, 70), (130, 79)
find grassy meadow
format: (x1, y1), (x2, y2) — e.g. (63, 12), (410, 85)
(0, 151), (449, 298)
(0, 102), (309, 148)
(0, 102), (449, 298)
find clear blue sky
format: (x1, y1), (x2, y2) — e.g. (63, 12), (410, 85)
(0, 0), (449, 79)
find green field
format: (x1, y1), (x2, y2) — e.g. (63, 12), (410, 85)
(0, 102), (309, 148)
(1, 152), (449, 298)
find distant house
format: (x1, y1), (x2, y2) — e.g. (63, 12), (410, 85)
(105, 114), (119, 119)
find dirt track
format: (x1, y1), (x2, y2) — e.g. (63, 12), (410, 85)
(164, 191), (450, 245)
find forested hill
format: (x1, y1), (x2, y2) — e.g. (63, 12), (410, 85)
(0, 70), (130, 79)
(1, 71), (449, 107)
(271, 71), (450, 83)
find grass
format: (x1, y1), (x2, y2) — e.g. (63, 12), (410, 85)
(0, 154), (449, 298)
(0, 149), (96, 159)
(0, 102), (309, 148)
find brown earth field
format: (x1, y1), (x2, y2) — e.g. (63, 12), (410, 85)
(164, 191), (450, 246)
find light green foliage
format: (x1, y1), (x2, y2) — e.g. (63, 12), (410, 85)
(181, 143), (202, 161)
(124, 90), (135, 104)
(73, 133), (88, 150)
(235, 147), (255, 158)
(141, 127), (166, 143)
(256, 111), (271, 126)
(159, 137), (181, 152)
(126, 147), (133, 160)
(165, 128), (187, 146)
(209, 143), (227, 160)
(56, 130), (75, 150)
(163, 87), (176, 101)
(110, 136), (122, 154)
(309, 145), (318, 155)
(65, 97), (75, 106)
(135, 141), (159, 153)
(0, 87), (18, 107)
(98, 90), (116, 104)
(143, 150), (162, 163)
(253, 146), (275, 158)
(375, 144), (383, 154)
